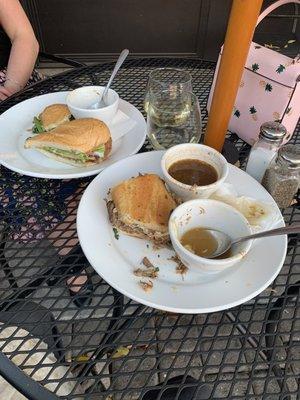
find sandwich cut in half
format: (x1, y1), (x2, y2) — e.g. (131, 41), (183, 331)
(32, 104), (73, 133)
(107, 174), (177, 245)
(25, 118), (112, 166)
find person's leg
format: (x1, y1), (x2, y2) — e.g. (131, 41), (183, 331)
(43, 185), (92, 305)
(1, 175), (91, 307)
(46, 194), (91, 301)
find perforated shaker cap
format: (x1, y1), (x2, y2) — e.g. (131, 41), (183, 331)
(278, 144), (300, 169)
(260, 121), (287, 142)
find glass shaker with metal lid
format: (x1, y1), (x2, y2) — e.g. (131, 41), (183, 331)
(245, 122), (287, 182)
(262, 144), (300, 208)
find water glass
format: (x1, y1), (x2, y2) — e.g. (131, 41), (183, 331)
(147, 90), (202, 150)
(144, 68), (192, 113)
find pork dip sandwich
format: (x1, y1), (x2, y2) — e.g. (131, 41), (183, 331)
(32, 104), (73, 133)
(25, 118), (112, 166)
(107, 174), (177, 245)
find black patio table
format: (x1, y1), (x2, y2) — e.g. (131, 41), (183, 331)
(0, 58), (299, 400)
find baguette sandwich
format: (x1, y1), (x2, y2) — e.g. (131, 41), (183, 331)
(25, 118), (112, 166)
(33, 104), (73, 133)
(107, 174), (177, 245)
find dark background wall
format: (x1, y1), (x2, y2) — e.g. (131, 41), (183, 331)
(23, 0), (299, 64)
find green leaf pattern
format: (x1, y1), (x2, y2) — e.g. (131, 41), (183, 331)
(276, 64), (285, 73)
(234, 109), (240, 118)
(265, 83), (273, 92)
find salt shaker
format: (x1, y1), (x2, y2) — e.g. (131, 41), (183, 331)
(262, 144), (300, 208)
(246, 122), (287, 182)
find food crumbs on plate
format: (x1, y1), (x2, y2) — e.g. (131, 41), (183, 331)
(169, 255), (189, 279)
(113, 227), (119, 240)
(176, 263), (188, 279)
(142, 257), (155, 268)
(139, 280), (153, 292)
(134, 267), (159, 279)
(134, 257), (159, 278)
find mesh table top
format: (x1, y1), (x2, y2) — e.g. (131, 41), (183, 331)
(0, 58), (299, 400)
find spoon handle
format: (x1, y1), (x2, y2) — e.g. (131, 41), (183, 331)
(232, 224), (300, 245)
(102, 49), (129, 101)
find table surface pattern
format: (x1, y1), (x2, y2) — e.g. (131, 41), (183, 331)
(0, 58), (299, 400)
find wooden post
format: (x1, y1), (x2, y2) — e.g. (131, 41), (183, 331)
(204, 0), (263, 152)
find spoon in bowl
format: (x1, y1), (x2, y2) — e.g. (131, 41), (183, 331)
(204, 224), (300, 259)
(90, 48), (129, 109)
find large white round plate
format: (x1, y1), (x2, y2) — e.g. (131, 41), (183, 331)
(0, 92), (146, 179)
(77, 151), (287, 314)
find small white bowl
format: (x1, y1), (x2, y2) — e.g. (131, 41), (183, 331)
(169, 199), (252, 273)
(66, 86), (119, 125)
(161, 143), (228, 201)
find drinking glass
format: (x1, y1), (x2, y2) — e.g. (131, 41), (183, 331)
(147, 90), (202, 150)
(144, 68), (192, 113)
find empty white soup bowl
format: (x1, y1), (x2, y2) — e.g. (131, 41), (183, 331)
(169, 199), (253, 273)
(66, 86), (119, 124)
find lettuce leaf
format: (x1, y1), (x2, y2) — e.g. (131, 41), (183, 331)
(32, 117), (44, 134)
(43, 147), (89, 162)
(42, 144), (105, 163)
(93, 144), (105, 158)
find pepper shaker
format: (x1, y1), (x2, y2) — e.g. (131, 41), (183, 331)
(245, 122), (287, 182)
(262, 144), (300, 208)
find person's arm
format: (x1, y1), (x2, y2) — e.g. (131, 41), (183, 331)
(0, 0), (39, 100)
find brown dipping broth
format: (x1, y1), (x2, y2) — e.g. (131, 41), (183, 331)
(180, 227), (231, 259)
(168, 159), (218, 186)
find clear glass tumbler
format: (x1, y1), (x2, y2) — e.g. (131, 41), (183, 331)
(147, 90), (202, 150)
(144, 68), (192, 114)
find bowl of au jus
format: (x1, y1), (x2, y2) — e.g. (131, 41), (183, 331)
(161, 143), (228, 201)
(169, 199), (253, 273)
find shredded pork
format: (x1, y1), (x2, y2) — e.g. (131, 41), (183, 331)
(106, 200), (170, 245)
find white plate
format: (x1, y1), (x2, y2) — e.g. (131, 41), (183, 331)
(0, 92), (146, 179)
(77, 151), (287, 314)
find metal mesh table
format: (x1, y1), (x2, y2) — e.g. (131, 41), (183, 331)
(0, 58), (299, 400)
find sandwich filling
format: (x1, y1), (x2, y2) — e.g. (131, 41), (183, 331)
(32, 117), (44, 133)
(43, 144), (105, 163)
(106, 200), (170, 245)
(32, 115), (74, 133)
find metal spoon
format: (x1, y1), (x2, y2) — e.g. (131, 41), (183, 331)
(205, 224), (300, 259)
(90, 49), (129, 109)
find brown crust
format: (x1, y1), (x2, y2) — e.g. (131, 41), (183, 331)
(40, 104), (71, 130)
(25, 118), (111, 153)
(111, 174), (177, 234)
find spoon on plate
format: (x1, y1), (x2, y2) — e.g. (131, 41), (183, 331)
(205, 224), (300, 259)
(90, 49), (129, 109)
